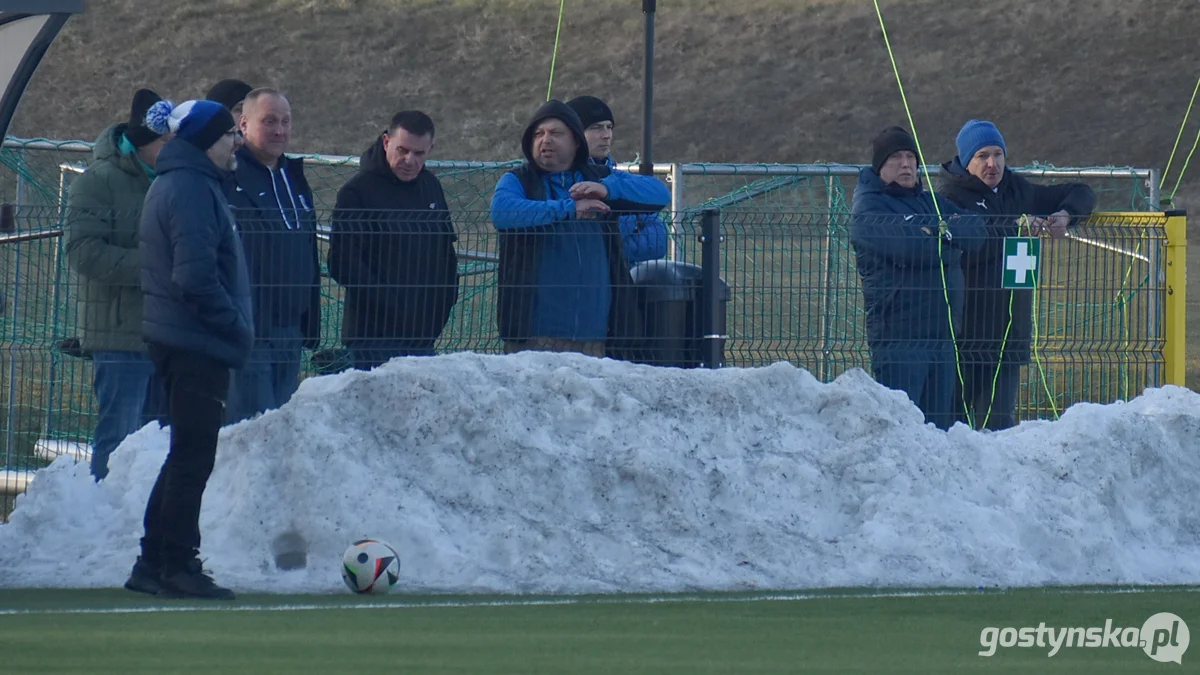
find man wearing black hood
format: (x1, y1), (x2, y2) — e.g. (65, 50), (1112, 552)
(490, 99), (670, 358)
(329, 110), (459, 370)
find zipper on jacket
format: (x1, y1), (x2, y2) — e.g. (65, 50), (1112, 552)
(272, 165), (301, 230)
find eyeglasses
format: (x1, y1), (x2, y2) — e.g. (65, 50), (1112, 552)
(224, 129), (244, 139)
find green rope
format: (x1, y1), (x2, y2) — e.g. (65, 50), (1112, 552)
(1160, 75), (1200, 193)
(871, 0), (974, 429)
(546, 0), (567, 101)
(1167, 123), (1200, 204)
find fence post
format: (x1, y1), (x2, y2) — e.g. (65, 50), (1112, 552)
(5, 156), (25, 468)
(817, 175), (839, 380)
(1163, 210), (1187, 386)
(667, 162), (682, 261)
(700, 208), (724, 369)
(1148, 169), (1161, 210)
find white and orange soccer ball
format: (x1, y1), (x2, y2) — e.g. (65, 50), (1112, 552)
(341, 539), (401, 594)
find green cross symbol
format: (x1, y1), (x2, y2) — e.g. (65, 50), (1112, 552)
(1002, 237), (1040, 289)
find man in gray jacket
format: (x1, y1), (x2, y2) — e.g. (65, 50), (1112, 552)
(126, 99), (253, 600)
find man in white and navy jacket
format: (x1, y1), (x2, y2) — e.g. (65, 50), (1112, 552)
(225, 87), (321, 423)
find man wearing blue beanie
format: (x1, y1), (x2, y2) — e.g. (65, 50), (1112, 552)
(939, 119), (1096, 431)
(128, 99), (253, 599)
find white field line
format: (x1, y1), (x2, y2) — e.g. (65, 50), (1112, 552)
(1, 586), (1197, 617)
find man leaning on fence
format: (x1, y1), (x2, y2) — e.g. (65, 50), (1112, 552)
(938, 119), (1096, 431)
(490, 100), (669, 359)
(225, 88), (321, 422)
(850, 126), (986, 430)
(64, 88), (173, 481)
(566, 95), (668, 266)
(329, 110), (459, 370)
(129, 100), (252, 600)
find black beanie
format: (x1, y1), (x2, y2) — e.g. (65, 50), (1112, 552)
(125, 88), (165, 148)
(871, 126), (920, 172)
(205, 79), (253, 111)
(566, 95), (614, 129)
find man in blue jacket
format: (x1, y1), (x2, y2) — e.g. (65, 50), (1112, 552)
(225, 88), (321, 422)
(566, 95), (668, 266)
(490, 100), (671, 359)
(939, 120), (1096, 430)
(850, 126), (986, 430)
(128, 100), (253, 600)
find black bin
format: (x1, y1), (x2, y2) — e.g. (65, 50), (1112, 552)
(630, 260), (730, 368)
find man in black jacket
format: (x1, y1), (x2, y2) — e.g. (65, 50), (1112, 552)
(939, 119), (1096, 430)
(130, 99), (253, 600)
(329, 111), (459, 370)
(226, 88), (321, 422)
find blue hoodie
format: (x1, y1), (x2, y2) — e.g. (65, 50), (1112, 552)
(490, 102), (671, 341)
(850, 167), (986, 347)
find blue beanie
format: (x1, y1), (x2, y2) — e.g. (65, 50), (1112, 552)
(164, 100), (236, 151)
(956, 119), (1006, 164)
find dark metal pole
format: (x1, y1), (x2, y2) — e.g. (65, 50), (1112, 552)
(640, 0), (656, 177)
(700, 208), (725, 369)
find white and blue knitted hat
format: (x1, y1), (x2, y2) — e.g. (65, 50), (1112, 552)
(145, 99), (235, 151)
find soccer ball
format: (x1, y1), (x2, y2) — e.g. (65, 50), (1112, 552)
(341, 539), (401, 594)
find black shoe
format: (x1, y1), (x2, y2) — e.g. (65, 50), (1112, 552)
(158, 559), (235, 600)
(123, 557), (162, 596)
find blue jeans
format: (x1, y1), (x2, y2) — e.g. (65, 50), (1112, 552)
(346, 340), (436, 371)
(227, 329), (303, 424)
(91, 350), (158, 481)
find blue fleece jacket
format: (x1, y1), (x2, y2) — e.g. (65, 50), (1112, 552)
(491, 166), (670, 341)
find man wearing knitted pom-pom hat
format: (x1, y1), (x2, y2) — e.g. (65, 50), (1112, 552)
(129, 99), (253, 600)
(64, 88), (174, 482)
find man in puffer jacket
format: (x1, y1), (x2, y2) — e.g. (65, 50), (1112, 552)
(64, 88), (172, 481)
(938, 119), (1096, 430)
(128, 100), (253, 601)
(850, 126), (987, 430)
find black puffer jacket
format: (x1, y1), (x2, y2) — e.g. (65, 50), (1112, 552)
(139, 139), (254, 368)
(938, 158), (1096, 364)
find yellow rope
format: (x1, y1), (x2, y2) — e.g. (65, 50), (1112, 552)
(545, 0), (567, 101)
(871, 0), (972, 429)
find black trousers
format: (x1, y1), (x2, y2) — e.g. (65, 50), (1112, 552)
(957, 361), (1022, 431)
(140, 343), (231, 573)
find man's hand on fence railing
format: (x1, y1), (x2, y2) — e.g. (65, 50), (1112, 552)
(1046, 210), (1071, 239)
(569, 181), (609, 200)
(575, 199), (610, 219)
(1021, 213), (1069, 239)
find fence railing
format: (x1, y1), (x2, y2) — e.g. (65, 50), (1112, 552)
(2, 136), (1162, 217)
